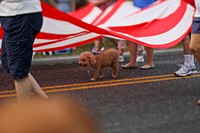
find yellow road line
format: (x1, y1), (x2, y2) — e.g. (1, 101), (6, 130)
(43, 73), (175, 89)
(0, 73), (174, 95)
(44, 74), (200, 93)
(0, 73), (200, 99)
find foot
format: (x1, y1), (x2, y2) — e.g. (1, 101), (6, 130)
(174, 64), (197, 77)
(90, 77), (96, 81)
(121, 63), (137, 69)
(112, 74), (118, 78)
(99, 74), (104, 79)
(136, 55), (144, 63)
(140, 64), (155, 70)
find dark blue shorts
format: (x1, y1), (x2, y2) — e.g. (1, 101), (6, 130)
(0, 13), (43, 79)
(191, 17), (200, 34)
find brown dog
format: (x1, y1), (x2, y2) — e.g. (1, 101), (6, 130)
(79, 48), (119, 81)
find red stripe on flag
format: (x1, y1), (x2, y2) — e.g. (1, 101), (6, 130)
(95, 0), (125, 25)
(0, 27), (3, 39)
(34, 31), (92, 47)
(70, 4), (95, 19)
(41, 2), (114, 36)
(109, 25), (192, 49)
(109, 0), (188, 37)
(34, 36), (103, 52)
(36, 31), (88, 39)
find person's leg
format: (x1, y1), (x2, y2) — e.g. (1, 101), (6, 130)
(136, 44), (144, 63)
(118, 40), (126, 63)
(11, 13), (48, 101)
(121, 41), (137, 68)
(140, 47), (154, 69)
(145, 47), (154, 65)
(190, 34), (200, 63)
(189, 17), (200, 63)
(1, 16), (32, 101)
(118, 47), (125, 56)
(1, 35), (9, 73)
(189, 17), (200, 104)
(183, 35), (191, 55)
(29, 73), (49, 99)
(175, 35), (197, 77)
(182, 35), (195, 66)
(137, 45), (144, 56)
(14, 77), (32, 102)
(92, 40), (100, 54)
(14, 73), (48, 102)
(28, 13), (48, 100)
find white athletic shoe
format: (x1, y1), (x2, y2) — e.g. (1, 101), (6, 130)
(136, 55), (144, 63)
(174, 64), (197, 77)
(119, 55), (125, 63)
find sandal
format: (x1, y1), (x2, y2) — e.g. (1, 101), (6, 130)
(140, 64), (155, 70)
(121, 64), (137, 69)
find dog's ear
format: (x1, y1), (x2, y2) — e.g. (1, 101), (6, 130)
(87, 53), (96, 65)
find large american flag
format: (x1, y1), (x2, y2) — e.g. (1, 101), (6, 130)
(0, 0), (195, 52)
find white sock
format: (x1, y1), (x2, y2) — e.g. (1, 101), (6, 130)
(184, 54), (195, 65)
(184, 54), (191, 65)
(189, 54), (195, 66)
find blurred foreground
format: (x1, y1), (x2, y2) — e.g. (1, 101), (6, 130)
(0, 97), (98, 133)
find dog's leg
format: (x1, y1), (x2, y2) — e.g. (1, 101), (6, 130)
(111, 57), (119, 78)
(99, 70), (104, 79)
(90, 67), (101, 81)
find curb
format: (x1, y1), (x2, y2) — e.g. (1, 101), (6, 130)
(0, 48), (183, 66)
(32, 48), (182, 63)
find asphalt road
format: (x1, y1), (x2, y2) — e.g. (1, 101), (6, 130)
(1, 48), (200, 133)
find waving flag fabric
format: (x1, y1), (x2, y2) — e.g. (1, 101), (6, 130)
(102, 0), (195, 49)
(70, 4), (102, 23)
(29, 2), (114, 52)
(0, 0), (195, 52)
(0, 2), (105, 52)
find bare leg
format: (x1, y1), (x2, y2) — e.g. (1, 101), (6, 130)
(144, 47), (154, 66)
(137, 44), (144, 56)
(14, 73), (48, 102)
(190, 34), (200, 63)
(136, 44), (144, 63)
(174, 35), (197, 76)
(118, 47), (125, 56)
(118, 40), (126, 63)
(92, 40), (100, 53)
(118, 40), (126, 55)
(94, 40), (100, 48)
(29, 73), (48, 99)
(140, 47), (154, 69)
(14, 77), (32, 102)
(121, 41), (137, 67)
(183, 35), (191, 55)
